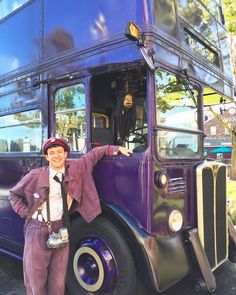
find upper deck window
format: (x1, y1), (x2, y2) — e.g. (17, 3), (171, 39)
(184, 29), (219, 66)
(177, 0), (219, 46)
(0, 0), (28, 20)
(153, 0), (177, 38)
(201, 0), (224, 24)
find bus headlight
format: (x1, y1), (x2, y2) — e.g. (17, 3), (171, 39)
(168, 210), (183, 233)
(154, 171), (168, 188)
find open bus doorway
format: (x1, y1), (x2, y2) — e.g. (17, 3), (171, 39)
(91, 67), (148, 152)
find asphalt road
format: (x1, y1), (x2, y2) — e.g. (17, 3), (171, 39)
(0, 252), (236, 295)
(0, 253), (25, 295)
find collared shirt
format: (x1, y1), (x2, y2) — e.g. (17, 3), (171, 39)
(32, 167), (72, 221)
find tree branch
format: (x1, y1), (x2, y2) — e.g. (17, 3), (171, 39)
(208, 106), (232, 134)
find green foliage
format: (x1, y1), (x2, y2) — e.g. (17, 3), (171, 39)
(227, 180), (236, 224)
(227, 180), (236, 198)
(223, 0), (236, 33)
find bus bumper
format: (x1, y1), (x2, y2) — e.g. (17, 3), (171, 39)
(185, 228), (216, 292)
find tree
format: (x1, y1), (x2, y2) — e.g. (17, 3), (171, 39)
(223, 0), (236, 33)
(223, 0), (236, 78)
(208, 106), (236, 179)
(206, 2), (236, 180)
(221, 1), (236, 179)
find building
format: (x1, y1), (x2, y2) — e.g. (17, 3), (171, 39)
(204, 106), (234, 162)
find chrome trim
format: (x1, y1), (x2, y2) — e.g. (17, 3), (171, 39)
(73, 246), (104, 292)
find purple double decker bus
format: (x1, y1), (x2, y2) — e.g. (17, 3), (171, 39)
(0, 0), (235, 294)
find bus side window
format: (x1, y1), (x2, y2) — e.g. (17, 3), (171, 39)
(55, 83), (86, 152)
(0, 109), (42, 153)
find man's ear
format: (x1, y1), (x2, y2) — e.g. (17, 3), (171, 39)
(44, 154), (49, 161)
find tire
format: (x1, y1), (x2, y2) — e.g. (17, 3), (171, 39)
(66, 216), (137, 295)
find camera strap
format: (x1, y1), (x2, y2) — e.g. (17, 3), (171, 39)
(45, 191), (52, 233)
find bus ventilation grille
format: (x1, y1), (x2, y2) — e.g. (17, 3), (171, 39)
(196, 162), (227, 270)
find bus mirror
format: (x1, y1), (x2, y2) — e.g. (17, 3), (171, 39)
(124, 21), (155, 71)
(140, 47), (155, 71)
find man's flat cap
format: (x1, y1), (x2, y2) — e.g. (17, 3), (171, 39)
(42, 137), (70, 154)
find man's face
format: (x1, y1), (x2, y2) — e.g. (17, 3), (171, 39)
(45, 146), (68, 171)
(123, 94), (133, 109)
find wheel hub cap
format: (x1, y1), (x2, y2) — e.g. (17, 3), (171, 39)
(73, 237), (117, 292)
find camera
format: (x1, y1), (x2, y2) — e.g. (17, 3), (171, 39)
(47, 227), (69, 249)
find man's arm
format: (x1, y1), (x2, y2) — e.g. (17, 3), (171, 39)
(85, 145), (133, 167)
(9, 173), (31, 219)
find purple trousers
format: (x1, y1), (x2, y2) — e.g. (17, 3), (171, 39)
(23, 218), (69, 295)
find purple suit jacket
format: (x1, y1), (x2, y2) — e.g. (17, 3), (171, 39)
(9, 145), (119, 223)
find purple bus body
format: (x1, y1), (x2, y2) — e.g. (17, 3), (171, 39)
(0, 0), (143, 255)
(0, 0), (234, 294)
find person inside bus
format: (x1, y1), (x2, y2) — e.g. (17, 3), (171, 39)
(8, 137), (132, 295)
(112, 92), (136, 144)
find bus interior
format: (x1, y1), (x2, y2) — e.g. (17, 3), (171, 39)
(91, 67), (148, 152)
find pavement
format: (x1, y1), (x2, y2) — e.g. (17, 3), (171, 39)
(0, 253), (25, 295)
(1, 253), (236, 294)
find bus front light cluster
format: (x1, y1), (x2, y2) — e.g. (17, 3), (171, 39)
(168, 209), (183, 233)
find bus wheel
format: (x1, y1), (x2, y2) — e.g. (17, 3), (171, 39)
(66, 216), (137, 295)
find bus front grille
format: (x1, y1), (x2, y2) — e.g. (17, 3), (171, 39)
(196, 162), (227, 269)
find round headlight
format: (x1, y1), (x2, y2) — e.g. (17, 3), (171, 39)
(154, 171), (168, 188)
(159, 173), (168, 186)
(168, 209), (183, 233)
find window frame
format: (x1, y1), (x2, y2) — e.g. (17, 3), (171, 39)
(50, 79), (88, 153)
(0, 0), (30, 20)
(154, 68), (204, 160)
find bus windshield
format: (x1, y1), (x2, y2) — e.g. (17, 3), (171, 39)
(155, 69), (202, 159)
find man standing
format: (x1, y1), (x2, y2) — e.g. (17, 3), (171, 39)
(9, 137), (132, 295)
